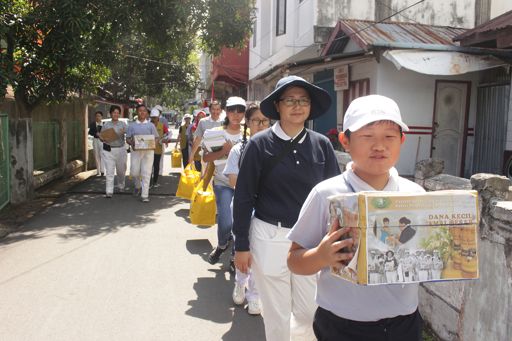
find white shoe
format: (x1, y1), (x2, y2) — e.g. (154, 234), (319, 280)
(247, 300), (261, 315)
(141, 197), (150, 203)
(232, 282), (245, 305)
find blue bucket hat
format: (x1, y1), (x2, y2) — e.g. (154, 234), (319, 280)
(260, 75), (332, 120)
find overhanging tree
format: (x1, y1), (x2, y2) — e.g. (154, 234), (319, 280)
(0, 0), (255, 112)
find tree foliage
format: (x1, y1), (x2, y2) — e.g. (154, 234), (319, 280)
(0, 0), (254, 111)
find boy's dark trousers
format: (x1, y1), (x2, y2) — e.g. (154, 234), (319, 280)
(313, 306), (423, 341)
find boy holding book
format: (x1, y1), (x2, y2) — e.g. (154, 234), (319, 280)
(287, 95), (425, 341)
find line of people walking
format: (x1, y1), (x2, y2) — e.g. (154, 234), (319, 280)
(90, 74), (425, 341)
(186, 75), (424, 341)
(88, 103), (170, 202)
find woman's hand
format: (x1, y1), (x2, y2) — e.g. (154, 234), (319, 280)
(234, 251), (252, 274)
(221, 141), (233, 156)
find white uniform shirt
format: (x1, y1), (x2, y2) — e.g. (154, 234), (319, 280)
(223, 142), (243, 178)
(287, 162), (425, 321)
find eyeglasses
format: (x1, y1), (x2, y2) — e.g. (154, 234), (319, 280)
(278, 98), (311, 107)
(250, 118), (271, 126)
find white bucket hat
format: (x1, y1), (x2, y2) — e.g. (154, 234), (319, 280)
(343, 95), (409, 133)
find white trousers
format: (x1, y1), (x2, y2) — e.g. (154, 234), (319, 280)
(102, 147), (127, 195)
(93, 138), (104, 175)
(130, 150), (154, 199)
(249, 218), (317, 341)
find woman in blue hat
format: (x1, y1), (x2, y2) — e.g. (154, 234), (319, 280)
(232, 75), (340, 340)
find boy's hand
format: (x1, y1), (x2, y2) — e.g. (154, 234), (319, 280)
(315, 218), (354, 269)
(234, 251), (252, 274)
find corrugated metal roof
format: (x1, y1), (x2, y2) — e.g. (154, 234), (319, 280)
(323, 20), (467, 56)
(454, 10), (512, 41)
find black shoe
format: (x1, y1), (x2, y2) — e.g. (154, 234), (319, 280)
(208, 246), (227, 264)
(229, 258), (236, 274)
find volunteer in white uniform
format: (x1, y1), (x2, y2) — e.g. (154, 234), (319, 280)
(88, 111), (105, 176)
(126, 104), (159, 203)
(101, 105), (127, 198)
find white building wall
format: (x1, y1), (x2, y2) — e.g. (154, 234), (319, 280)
(491, 0), (512, 19)
(250, 0), (481, 82)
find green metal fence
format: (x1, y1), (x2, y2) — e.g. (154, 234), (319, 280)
(66, 120), (83, 161)
(33, 121), (60, 171)
(0, 113), (10, 210)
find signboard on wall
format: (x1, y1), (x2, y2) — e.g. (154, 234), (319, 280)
(334, 65), (349, 91)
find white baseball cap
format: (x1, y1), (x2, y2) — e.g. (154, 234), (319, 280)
(150, 108), (160, 117)
(153, 105), (163, 112)
(343, 95), (409, 132)
(183, 114), (192, 119)
(226, 96), (246, 108)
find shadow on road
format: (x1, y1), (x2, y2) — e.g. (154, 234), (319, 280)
(0, 175), (188, 246)
(186, 268), (265, 340)
(185, 239), (265, 340)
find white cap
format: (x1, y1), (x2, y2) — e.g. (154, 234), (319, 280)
(153, 105), (163, 112)
(343, 95), (409, 132)
(183, 114), (192, 119)
(226, 96), (246, 108)
(150, 108), (160, 117)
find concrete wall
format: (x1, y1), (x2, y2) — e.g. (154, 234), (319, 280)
(415, 159), (512, 341)
(0, 98), (89, 204)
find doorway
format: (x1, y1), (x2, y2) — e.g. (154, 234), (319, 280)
(431, 81), (470, 176)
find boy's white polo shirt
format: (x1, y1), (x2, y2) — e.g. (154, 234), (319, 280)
(288, 163), (425, 321)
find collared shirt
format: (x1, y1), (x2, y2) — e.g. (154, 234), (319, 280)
(287, 163), (425, 322)
(232, 121), (341, 251)
(126, 119), (159, 139)
(193, 116), (223, 139)
(271, 121), (307, 143)
(102, 120), (127, 147)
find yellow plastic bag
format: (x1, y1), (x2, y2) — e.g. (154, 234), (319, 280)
(171, 149), (182, 168)
(189, 179), (217, 226)
(176, 163), (200, 199)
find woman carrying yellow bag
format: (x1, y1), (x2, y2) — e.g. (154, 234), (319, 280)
(176, 163), (200, 199)
(202, 97), (246, 265)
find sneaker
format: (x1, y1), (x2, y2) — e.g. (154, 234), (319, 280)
(105, 193), (113, 198)
(229, 259), (236, 274)
(232, 282), (246, 305)
(141, 197), (150, 203)
(207, 246), (227, 264)
(247, 300), (261, 315)
(133, 187), (141, 196)
(153, 183), (160, 188)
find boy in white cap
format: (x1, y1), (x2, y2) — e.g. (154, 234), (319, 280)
(287, 95), (425, 340)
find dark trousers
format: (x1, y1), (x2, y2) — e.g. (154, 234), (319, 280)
(152, 154), (162, 184)
(313, 307), (423, 341)
(181, 148), (189, 168)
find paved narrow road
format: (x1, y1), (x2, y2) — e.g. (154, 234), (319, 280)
(0, 151), (264, 341)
